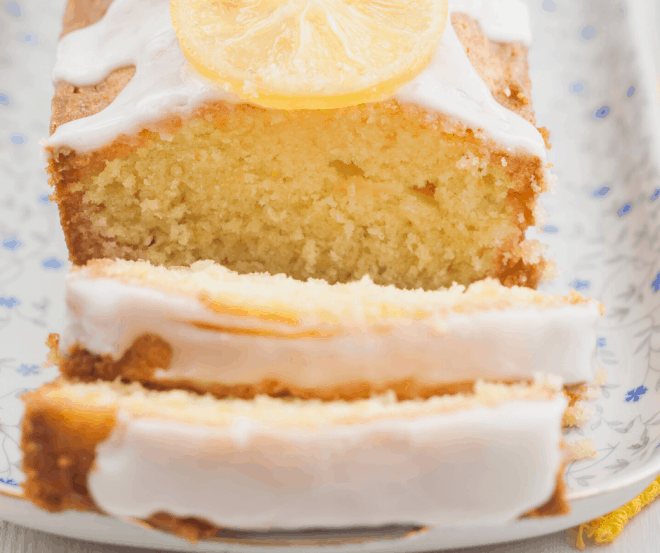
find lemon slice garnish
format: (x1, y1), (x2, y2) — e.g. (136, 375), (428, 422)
(171, 0), (449, 109)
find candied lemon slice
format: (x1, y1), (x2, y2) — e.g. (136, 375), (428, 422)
(171, 0), (449, 109)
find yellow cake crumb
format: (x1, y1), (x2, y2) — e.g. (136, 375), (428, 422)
(76, 103), (544, 291)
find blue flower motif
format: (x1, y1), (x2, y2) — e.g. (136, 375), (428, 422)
(569, 278), (591, 291)
(38, 194), (50, 204)
(17, 364), (39, 377)
(651, 188), (660, 201)
(0, 93), (9, 107)
(542, 225), (559, 234)
(1, 237), (23, 251)
(0, 297), (20, 309)
(9, 132), (26, 146)
(653, 273), (660, 293)
(625, 385), (648, 403)
(0, 478), (19, 487)
(570, 82), (584, 94)
(627, 86), (636, 97)
(592, 185), (610, 198)
(15, 31), (38, 45)
(597, 337), (607, 348)
(581, 26), (596, 40)
(4, 2), (20, 18)
(542, 0), (556, 12)
(617, 203), (632, 216)
(593, 106), (610, 119)
(42, 257), (63, 270)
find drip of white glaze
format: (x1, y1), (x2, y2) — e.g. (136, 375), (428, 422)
(88, 393), (567, 529)
(47, 0), (547, 160)
(61, 272), (601, 388)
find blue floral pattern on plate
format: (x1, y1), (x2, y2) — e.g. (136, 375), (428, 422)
(1, 0), (660, 505)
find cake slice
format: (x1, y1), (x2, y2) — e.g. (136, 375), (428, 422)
(46, 0), (551, 291)
(21, 377), (568, 542)
(54, 259), (602, 400)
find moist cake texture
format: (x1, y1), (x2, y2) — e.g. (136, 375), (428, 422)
(47, 0), (552, 290)
(21, 378), (568, 540)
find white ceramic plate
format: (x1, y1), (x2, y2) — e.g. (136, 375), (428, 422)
(2, 0), (660, 550)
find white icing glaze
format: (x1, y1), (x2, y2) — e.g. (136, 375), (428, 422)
(88, 395), (567, 529)
(61, 275), (601, 387)
(452, 0), (532, 45)
(47, 0), (547, 160)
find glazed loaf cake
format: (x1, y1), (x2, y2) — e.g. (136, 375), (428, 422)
(47, 0), (552, 291)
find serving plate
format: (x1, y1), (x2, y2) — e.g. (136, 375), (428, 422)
(1, 0), (660, 550)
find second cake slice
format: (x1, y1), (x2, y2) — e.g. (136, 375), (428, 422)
(54, 259), (602, 400)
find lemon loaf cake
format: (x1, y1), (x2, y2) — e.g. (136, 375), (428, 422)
(53, 259), (602, 400)
(22, 377), (568, 540)
(47, 0), (552, 290)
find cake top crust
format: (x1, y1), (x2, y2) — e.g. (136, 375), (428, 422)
(47, 0), (548, 160)
(43, 376), (564, 428)
(71, 259), (599, 326)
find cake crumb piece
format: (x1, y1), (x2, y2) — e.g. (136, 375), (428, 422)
(566, 438), (597, 461)
(564, 403), (596, 428)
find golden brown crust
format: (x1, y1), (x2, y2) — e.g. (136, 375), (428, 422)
(143, 513), (222, 543)
(451, 13), (535, 126)
(54, 333), (174, 384)
(52, 0), (134, 135)
(22, 380), (569, 543)
(494, 246), (548, 289)
(61, 0), (113, 37)
(524, 464), (570, 518)
(565, 383), (591, 409)
(48, 0), (548, 287)
(50, 67), (136, 136)
(20, 382), (218, 542)
(20, 380), (115, 514)
(49, 0), (143, 263)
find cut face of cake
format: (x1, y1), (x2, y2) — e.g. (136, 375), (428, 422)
(55, 260), (602, 400)
(21, 378), (567, 540)
(47, 0), (552, 290)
